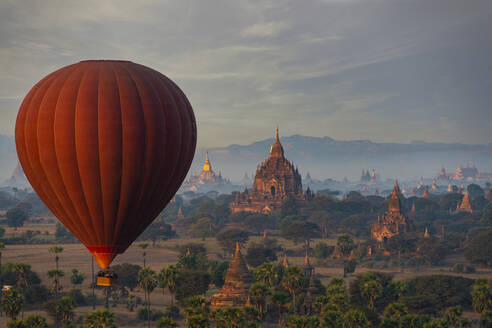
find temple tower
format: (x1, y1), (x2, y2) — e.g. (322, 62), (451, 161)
(210, 243), (251, 310)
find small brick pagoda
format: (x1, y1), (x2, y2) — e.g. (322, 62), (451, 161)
(210, 243), (251, 310)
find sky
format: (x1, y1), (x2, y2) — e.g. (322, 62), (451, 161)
(1, 0), (491, 148)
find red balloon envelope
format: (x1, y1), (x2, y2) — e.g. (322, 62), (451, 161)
(15, 60), (196, 269)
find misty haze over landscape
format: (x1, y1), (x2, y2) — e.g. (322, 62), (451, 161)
(3, 133), (492, 185)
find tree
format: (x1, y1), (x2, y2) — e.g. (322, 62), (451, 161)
(6, 207), (28, 228)
(23, 314), (48, 328)
(336, 234), (355, 258)
(184, 296), (210, 328)
(281, 267), (306, 314)
(6, 320), (26, 328)
(284, 314), (321, 327)
(140, 221), (176, 246)
(175, 269), (210, 301)
(253, 263), (284, 288)
(465, 230), (492, 266)
(444, 305), (470, 328)
(384, 302), (408, 321)
(0, 242), (3, 313)
(309, 210), (333, 238)
(138, 267), (158, 328)
(249, 283), (270, 314)
(159, 265), (179, 305)
(314, 242), (332, 260)
(344, 260), (357, 277)
(111, 263), (142, 291)
(216, 229), (249, 255)
(360, 279), (382, 310)
(342, 309), (370, 328)
(156, 316), (178, 328)
(190, 217), (215, 240)
(325, 277), (349, 310)
(83, 309), (116, 328)
(48, 296), (75, 327)
(472, 279), (492, 314)
(320, 304), (343, 328)
(138, 243), (150, 268)
(213, 308), (248, 328)
(480, 310), (492, 328)
(271, 291), (291, 326)
(210, 261), (229, 288)
(1, 289), (23, 320)
(187, 314), (210, 328)
(47, 269), (65, 293)
(281, 221), (321, 246)
(70, 268), (84, 285)
(245, 243), (277, 267)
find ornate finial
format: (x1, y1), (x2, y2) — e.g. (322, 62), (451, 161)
(276, 125), (279, 141)
(203, 151), (211, 172)
(304, 251), (310, 266)
(282, 254), (289, 268)
(235, 242), (240, 254)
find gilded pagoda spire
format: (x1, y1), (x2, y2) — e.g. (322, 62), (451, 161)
(203, 151), (211, 172)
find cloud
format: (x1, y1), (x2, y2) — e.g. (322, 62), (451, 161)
(241, 21), (287, 38)
(0, 0), (491, 148)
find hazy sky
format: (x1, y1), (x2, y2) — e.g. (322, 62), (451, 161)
(1, 0), (491, 148)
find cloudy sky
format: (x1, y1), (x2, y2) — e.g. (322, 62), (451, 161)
(1, 0), (491, 148)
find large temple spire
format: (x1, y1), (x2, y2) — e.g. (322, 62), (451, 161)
(269, 125), (284, 158)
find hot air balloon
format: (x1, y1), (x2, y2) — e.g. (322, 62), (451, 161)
(15, 60), (196, 284)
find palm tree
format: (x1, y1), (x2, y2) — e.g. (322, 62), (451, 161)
(326, 277), (349, 310)
(343, 309), (370, 328)
(472, 278), (492, 314)
(138, 243), (150, 268)
(23, 314), (48, 328)
(84, 309), (116, 328)
(1, 289), (24, 320)
(13, 263), (29, 319)
(156, 316), (178, 328)
(57, 296), (75, 327)
(271, 291), (291, 326)
(159, 265), (178, 306)
(281, 267), (306, 314)
(213, 308), (247, 328)
(249, 283), (270, 315)
(360, 279), (382, 310)
(255, 262), (285, 288)
(138, 267), (158, 328)
(49, 245), (63, 328)
(384, 302), (408, 321)
(186, 314), (210, 328)
(47, 269), (65, 294)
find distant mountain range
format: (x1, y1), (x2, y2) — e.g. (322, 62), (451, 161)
(2, 134), (492, 185)
(191, 135), (492, 182)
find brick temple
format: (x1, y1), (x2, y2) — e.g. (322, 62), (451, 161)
(230, 126), (313, 214)
(371, 181), (414, 242)
(210, 243), (251, 310)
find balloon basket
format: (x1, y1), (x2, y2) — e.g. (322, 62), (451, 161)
(97, 270), (118, 287)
